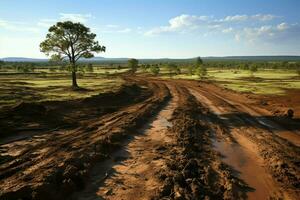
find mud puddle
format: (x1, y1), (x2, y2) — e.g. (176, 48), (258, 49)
(214, 131), (282, 200)
(189, 89), (284, 199)
(74, 95), (178, 200)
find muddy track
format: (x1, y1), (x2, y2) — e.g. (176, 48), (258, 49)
(0, 77), (299, 200)
(0, 79), (170, 199)
(184, 81), (300, 199)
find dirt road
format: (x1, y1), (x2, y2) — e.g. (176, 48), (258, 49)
(0, 77), (299, 200)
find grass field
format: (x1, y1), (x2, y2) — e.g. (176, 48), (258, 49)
(1, 67), (300, 109)
(159, 68), (300, 95)
(0, 72), (124, 108)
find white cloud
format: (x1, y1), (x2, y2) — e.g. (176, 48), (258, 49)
(145, 13), (279, 36)
(145, 14), (210, 36)
(144, 13), (300, 44)
(59, 13), (92, 23)
(252, 14), (277, 21)
(222, 15), (248, 22)
(277, 22), (289, 31)
(220, 14), (277, 22)
(234, 23), (300, 43)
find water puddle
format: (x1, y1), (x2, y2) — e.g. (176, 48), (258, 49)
(189, 89), (282, 199)
(213, 130), (281, 200)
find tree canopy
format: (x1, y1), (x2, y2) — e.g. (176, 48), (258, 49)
(40, 21), (105, 87)
(128, 58), (139, 73)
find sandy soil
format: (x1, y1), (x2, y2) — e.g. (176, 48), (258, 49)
(0, 76), (299, 200)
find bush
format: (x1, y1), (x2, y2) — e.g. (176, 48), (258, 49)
(150, 65), (160, 76)
(128, 58), (139, 73)
(195, 66), (207, 79)
(249, 65), (258, 76)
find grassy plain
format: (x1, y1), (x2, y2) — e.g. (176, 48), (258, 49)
(159, 68), (300, 95)
(0, 71), (124, 108)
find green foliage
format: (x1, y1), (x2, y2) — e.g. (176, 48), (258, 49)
(86, 63), (94, 72)
(49, 67), (56, 72)
(40, 21), (105, 87)
(195, 65), (207, 79)
(188, 65), (195, 75)
(249, 64), (258, 76)
(186, 57), (203, 75)
(241, 63), (249, 70)
(150, 65), (160, 76)
(59, 63), (69, 72)
(167, 63), (180, 77)
(140, 64), (147, 73)
(195, 57), (203, 67)
(128, 58), (139, 73)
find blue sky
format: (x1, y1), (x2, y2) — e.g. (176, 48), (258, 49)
(0, 0), (299, 58)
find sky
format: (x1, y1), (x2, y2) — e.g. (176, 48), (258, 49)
(0, 0), (300, 58)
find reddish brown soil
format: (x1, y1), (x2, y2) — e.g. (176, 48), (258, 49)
(0, 76), (299, 200)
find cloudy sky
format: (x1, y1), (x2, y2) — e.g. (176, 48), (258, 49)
(0, 0), (299, 58)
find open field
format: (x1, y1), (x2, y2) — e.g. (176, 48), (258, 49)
(0, 72), (124, 108)
(0, 71), (299, 200)
(158, 68), (300, 95)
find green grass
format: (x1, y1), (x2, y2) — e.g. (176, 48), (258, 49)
(0, 73), (124, 108)
(208, 69), (300, 95)
(160, 68), (300, 95)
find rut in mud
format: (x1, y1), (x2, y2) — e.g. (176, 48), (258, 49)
(75, 85), (178, 200)
(185, 81), (300, 200)
(0, 77), (299, 200)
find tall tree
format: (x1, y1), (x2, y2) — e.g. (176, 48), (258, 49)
(195, 57), (206, 79)
(195, 57), (203, 67)
(40, 21), (105, 88)
(128, 58), (139, 73)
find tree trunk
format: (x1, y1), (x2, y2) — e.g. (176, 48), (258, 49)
(72, 71), (78, 88)
(70, 62), (78, 88)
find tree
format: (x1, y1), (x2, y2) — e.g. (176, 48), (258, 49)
(150, 65), (160, 76)
(194, 57), (206, 79)
(188, 57), (203, 76)
(195, 65), (207, 79)
(40, 21), (105, 88)
(242, 63), (250, 70)
(128, 58), (138, 73)
(195, 57), (203, 67)
(249, 64), (258, 76)
(167, 63), (180, 77)
(188, 65), (195, 75)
